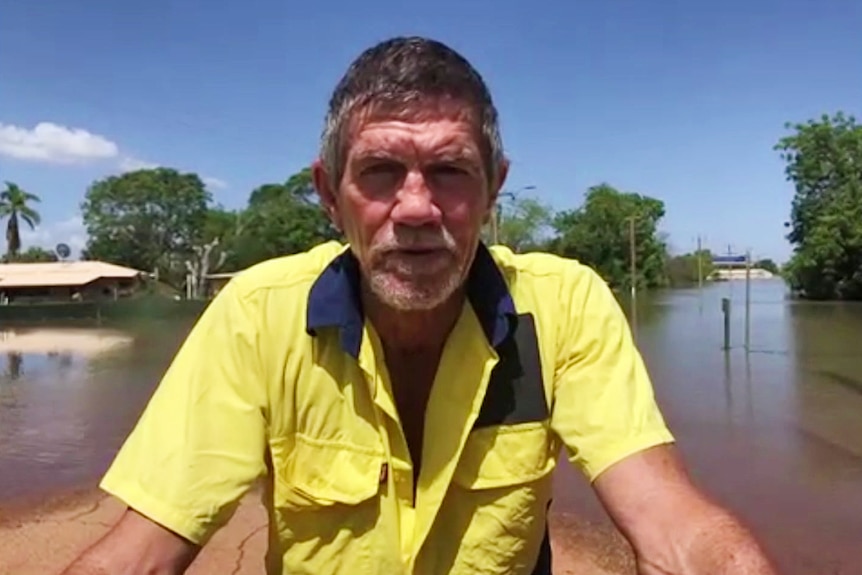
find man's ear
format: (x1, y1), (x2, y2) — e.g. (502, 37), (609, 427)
(312, 159), (342, 231)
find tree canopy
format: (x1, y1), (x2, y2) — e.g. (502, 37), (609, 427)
(1, 246), (58, 263)
(755, 258), (780, 275)
(77, 166), (338, 294)
(550, 184), (669, 289)
(776, 112), (862, 300)
(7, 138), (814, 300)
(224, 168), (340, 272)
(664, 249), (715, 287)
(81, 168), (211, 284)
(488, 194), (553, 253)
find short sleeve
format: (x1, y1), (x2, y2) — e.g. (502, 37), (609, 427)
(99, 277), (269, 545)
(550, 264), (674, 482)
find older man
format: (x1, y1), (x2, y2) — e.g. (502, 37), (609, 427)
(63, 37), (777, 575)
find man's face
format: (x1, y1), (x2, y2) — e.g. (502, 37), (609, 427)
(314, 104), (505, 311)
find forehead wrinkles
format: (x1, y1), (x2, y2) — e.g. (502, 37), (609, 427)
(349, 123), (479, 163)
(345, 99), (481, 158)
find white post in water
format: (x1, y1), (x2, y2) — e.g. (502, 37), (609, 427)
(713, 251), (749, 352)
(744, 250), (752, 352)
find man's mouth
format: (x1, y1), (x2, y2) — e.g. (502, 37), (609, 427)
(381, 247), (453, 266)
(398, 247), (445, 255)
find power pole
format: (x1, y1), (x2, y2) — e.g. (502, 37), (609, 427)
(745, 249), (751, 352)
(696, 235), (703, 290)
(490, 207), (499, 245)
(697, 235), (704, 314)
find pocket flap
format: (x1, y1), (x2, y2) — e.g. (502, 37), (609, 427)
(272, 434), (384, 506)
(453, 422), (556, 490)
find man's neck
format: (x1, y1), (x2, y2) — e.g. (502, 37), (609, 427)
(362, 288), (466, 354)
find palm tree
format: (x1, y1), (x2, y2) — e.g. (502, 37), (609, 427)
(0, 182), (41, 259)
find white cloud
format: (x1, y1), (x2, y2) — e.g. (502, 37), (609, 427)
(20, 215), (87, 257)
(203, 176), (228, 190)
(0, 122), (119, 164)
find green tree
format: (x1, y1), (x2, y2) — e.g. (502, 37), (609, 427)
(665, 250), (715, 287)
(203, 206), (244, 265)
(550, 183), (668, 289)
(183, 206), (243, 299)
(1, 246), (59, 263)
(20, 246), (58, 263)
(488, 194), (554, 252)
(81, 168), (210, 285)
(229, 168), (340, 270)
(754, 258), (780, 275)
(0, 182), (41, 258)
(776, 112), (862, 300)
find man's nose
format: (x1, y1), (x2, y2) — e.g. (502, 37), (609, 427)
(390, 170), (441, 227)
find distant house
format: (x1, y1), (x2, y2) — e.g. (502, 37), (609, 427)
(712, 268), (776, 281)
(0, 261), (147, 304)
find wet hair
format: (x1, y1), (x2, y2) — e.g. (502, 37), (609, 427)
(319, 36), (505, 189)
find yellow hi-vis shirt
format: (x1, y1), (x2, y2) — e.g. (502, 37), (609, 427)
(100, 241), (674, 575)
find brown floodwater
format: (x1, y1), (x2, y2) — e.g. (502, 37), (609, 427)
(1, 279), (861, 573)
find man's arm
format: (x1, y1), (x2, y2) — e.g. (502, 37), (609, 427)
(593, 444), (778, 575)
(549, 262), (778, 573)
(62, 509), (199, 574)
(61, 275), (270, 573)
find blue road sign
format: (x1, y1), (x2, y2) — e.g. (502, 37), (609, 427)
(712, 255), (747, 265)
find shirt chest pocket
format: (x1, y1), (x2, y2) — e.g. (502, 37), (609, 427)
(453, 421), (557, 490)
(441, 423), (557, 575)
(268, 434), (394, 575)
(270, 433), (385, 511)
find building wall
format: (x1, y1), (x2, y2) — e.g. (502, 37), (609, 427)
(712, 268), (776, 281)
(0, 277), (140, 304)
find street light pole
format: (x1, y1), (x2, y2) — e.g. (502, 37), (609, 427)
(490, 205), (500, 245)
(489, 185), (535, 246)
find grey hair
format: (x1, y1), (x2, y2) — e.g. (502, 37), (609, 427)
(319, 36), (505, 189)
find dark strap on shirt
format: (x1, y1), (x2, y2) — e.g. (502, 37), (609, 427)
(531, 509), (553, 574)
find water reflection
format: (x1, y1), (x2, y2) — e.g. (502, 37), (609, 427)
(5, 352), (23, 380)
(0, 322), (192, 501)
(0, 326), (134, 355)
(786, 302), (862, 459)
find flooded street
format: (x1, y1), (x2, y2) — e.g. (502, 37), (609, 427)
(0, 321), (194, 501)
(554, 280), (862, 574)
(1, 280), (861, 573)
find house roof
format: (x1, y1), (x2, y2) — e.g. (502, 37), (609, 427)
(0, 261), (144, 288)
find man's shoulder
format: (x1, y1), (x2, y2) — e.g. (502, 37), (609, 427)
(227, 241), (348, 299)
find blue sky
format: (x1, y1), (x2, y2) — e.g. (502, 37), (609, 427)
(1, 0), (860, 262)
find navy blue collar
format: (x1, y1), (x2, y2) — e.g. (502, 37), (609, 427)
(306, 243), (517, 358)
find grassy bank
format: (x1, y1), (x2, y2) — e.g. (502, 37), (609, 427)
(0, 295), (209, 325)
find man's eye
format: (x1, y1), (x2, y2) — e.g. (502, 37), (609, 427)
(427, 164), (471, 179)
(361, 162), (402, 177)
(357, 162), (405, 195)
